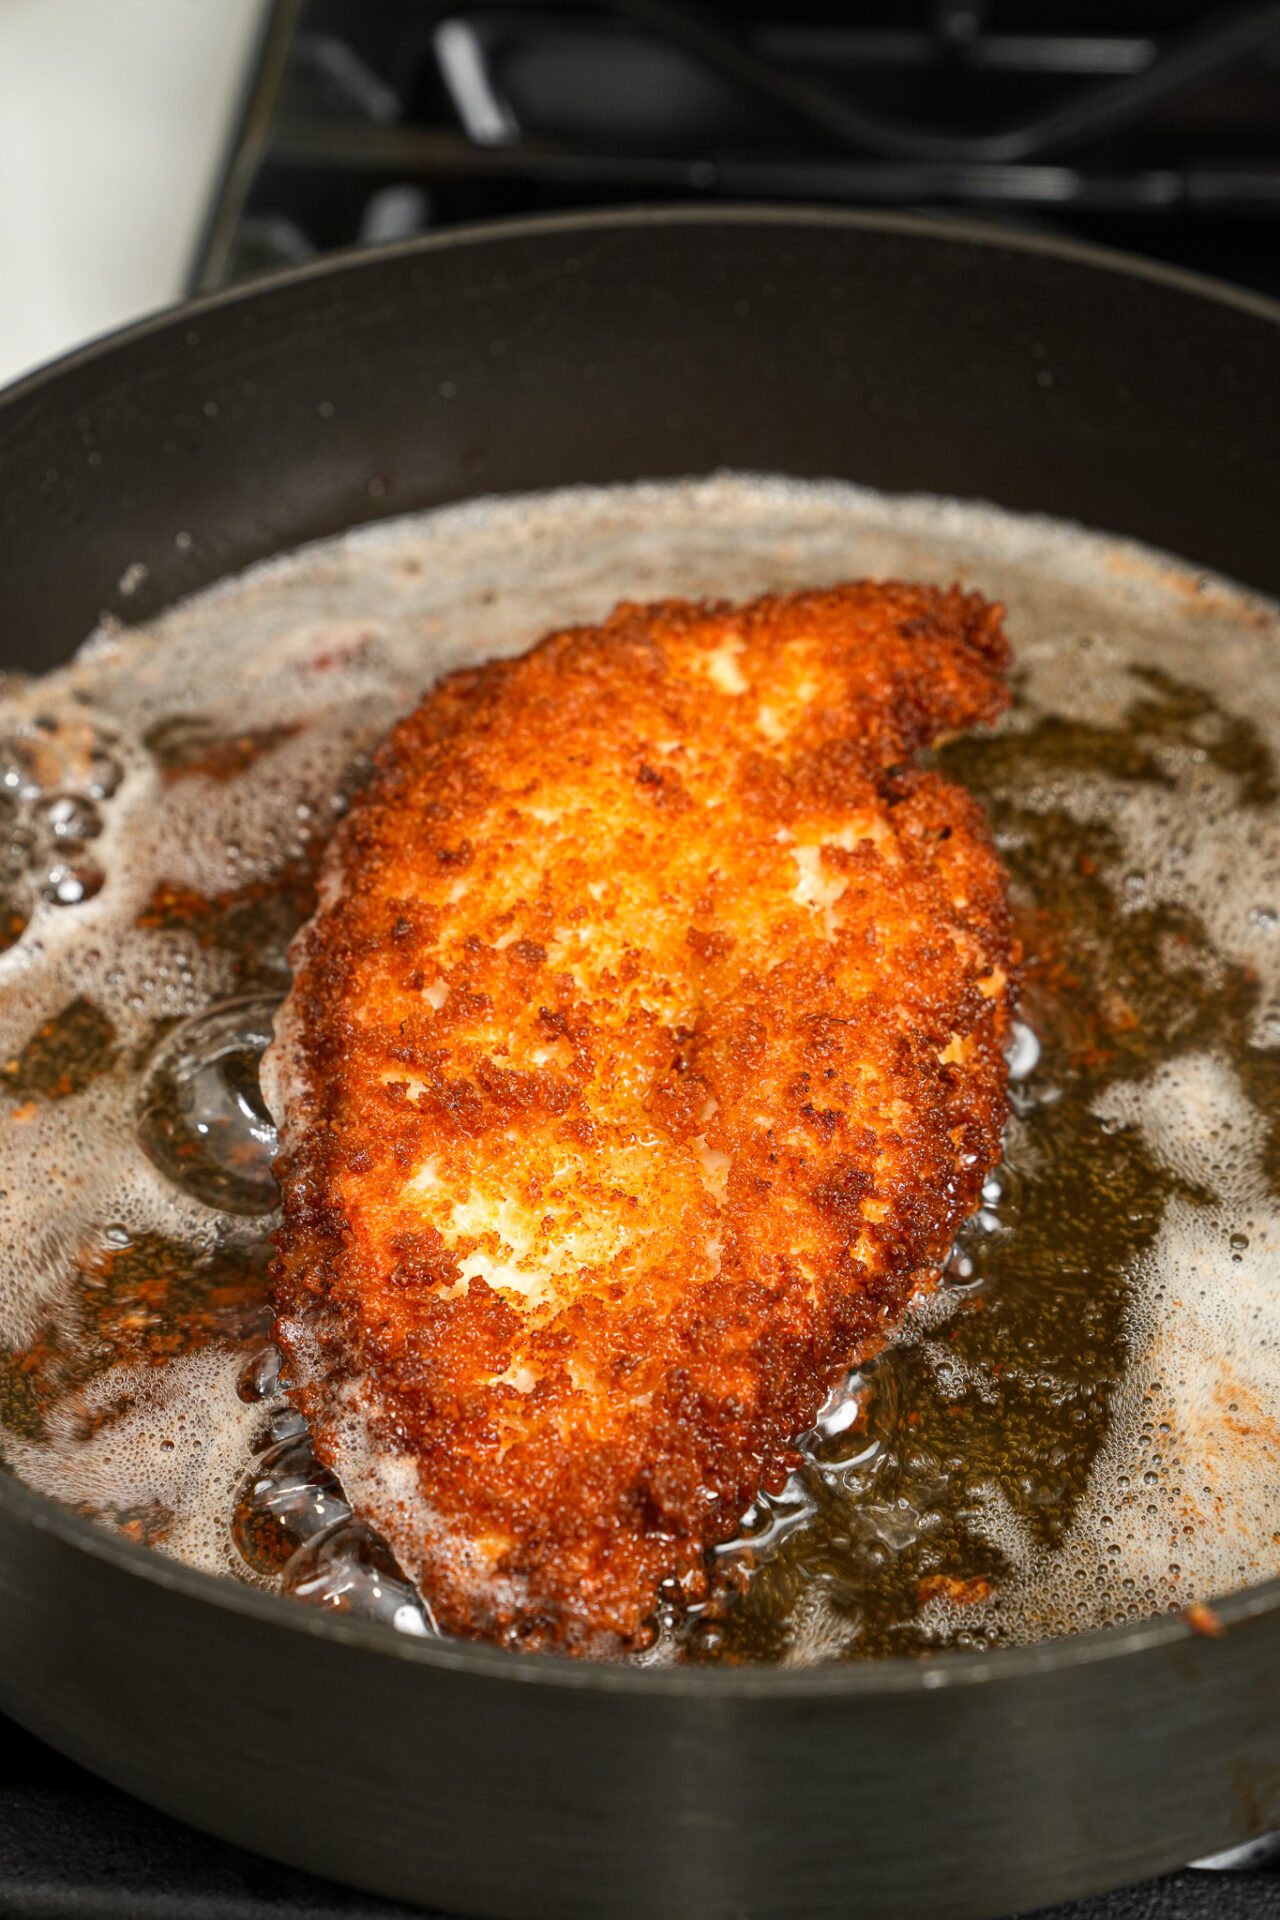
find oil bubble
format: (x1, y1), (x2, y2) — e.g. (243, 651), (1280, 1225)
(237, 1344), (281, 1404)
(83, 749), (122, 800)
(281, 1517), (436, 1636)
(137, 995), (281, 1213)
(42, 859), (104, 906)
(1003, 1018), (1038, 1078)
(942, 1246), (976, 1286)
(233, 1431), (351, 1576)
(38, 794), (102, 841)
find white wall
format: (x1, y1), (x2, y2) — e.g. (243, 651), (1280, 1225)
(0, 0), (267, 390)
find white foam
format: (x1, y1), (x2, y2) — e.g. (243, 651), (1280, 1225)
(5, 1346), (276, 1580)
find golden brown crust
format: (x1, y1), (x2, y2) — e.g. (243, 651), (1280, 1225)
(270, 582), (1016, 1655)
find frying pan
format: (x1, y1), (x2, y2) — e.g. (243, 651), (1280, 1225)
(1, 207), (1279, 1920)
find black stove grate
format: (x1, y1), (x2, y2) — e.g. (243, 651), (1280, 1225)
(191, 0), (1280, 300)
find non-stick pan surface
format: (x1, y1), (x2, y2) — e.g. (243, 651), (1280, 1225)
(0, 208), (1279, 1920)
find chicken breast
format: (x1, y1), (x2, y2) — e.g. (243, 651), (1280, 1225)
(267, 582), (1015, 1655)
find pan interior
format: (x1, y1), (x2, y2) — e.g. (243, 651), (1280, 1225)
(0, 471), (1277, 1666)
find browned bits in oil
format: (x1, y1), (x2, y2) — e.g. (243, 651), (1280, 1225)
(1, 997), (117, 1102)
(112, 1499), (174, 1547)
(917, 1573), (992, 1607)
(0, 1233), (275, 1444)
(136, 867), (317, 994)
(143, 715), (301, 785)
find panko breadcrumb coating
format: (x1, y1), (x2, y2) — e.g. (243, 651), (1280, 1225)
(268, 581), (1016, 1655)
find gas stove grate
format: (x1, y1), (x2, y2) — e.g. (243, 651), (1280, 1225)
(192, 0), (1280, 300)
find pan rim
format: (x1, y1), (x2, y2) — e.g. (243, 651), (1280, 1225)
(2, 200), (1279, 414)
(2, 201), (1279, 1700)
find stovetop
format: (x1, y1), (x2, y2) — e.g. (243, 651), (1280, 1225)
(10, 4), (1280, 1916)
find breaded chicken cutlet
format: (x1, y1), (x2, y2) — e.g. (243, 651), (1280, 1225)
(267, 581), (1016, 1656)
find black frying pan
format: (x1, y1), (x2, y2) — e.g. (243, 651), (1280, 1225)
(1, 208), (1279, 1920)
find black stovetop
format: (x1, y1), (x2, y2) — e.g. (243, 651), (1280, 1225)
(11, 4), (1280, 1916)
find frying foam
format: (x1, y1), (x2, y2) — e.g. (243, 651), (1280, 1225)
(4, 1346), (278, 1580)
(2, 472), (1280, 1649)
(960, 1052), (1280, 1641)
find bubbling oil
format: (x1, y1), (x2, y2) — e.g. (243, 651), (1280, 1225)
(2, 474), (1280, 1662)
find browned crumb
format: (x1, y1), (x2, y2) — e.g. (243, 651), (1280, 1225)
(1186, 1601), (1227, 1638)
(918, 1574), (993, 1608)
